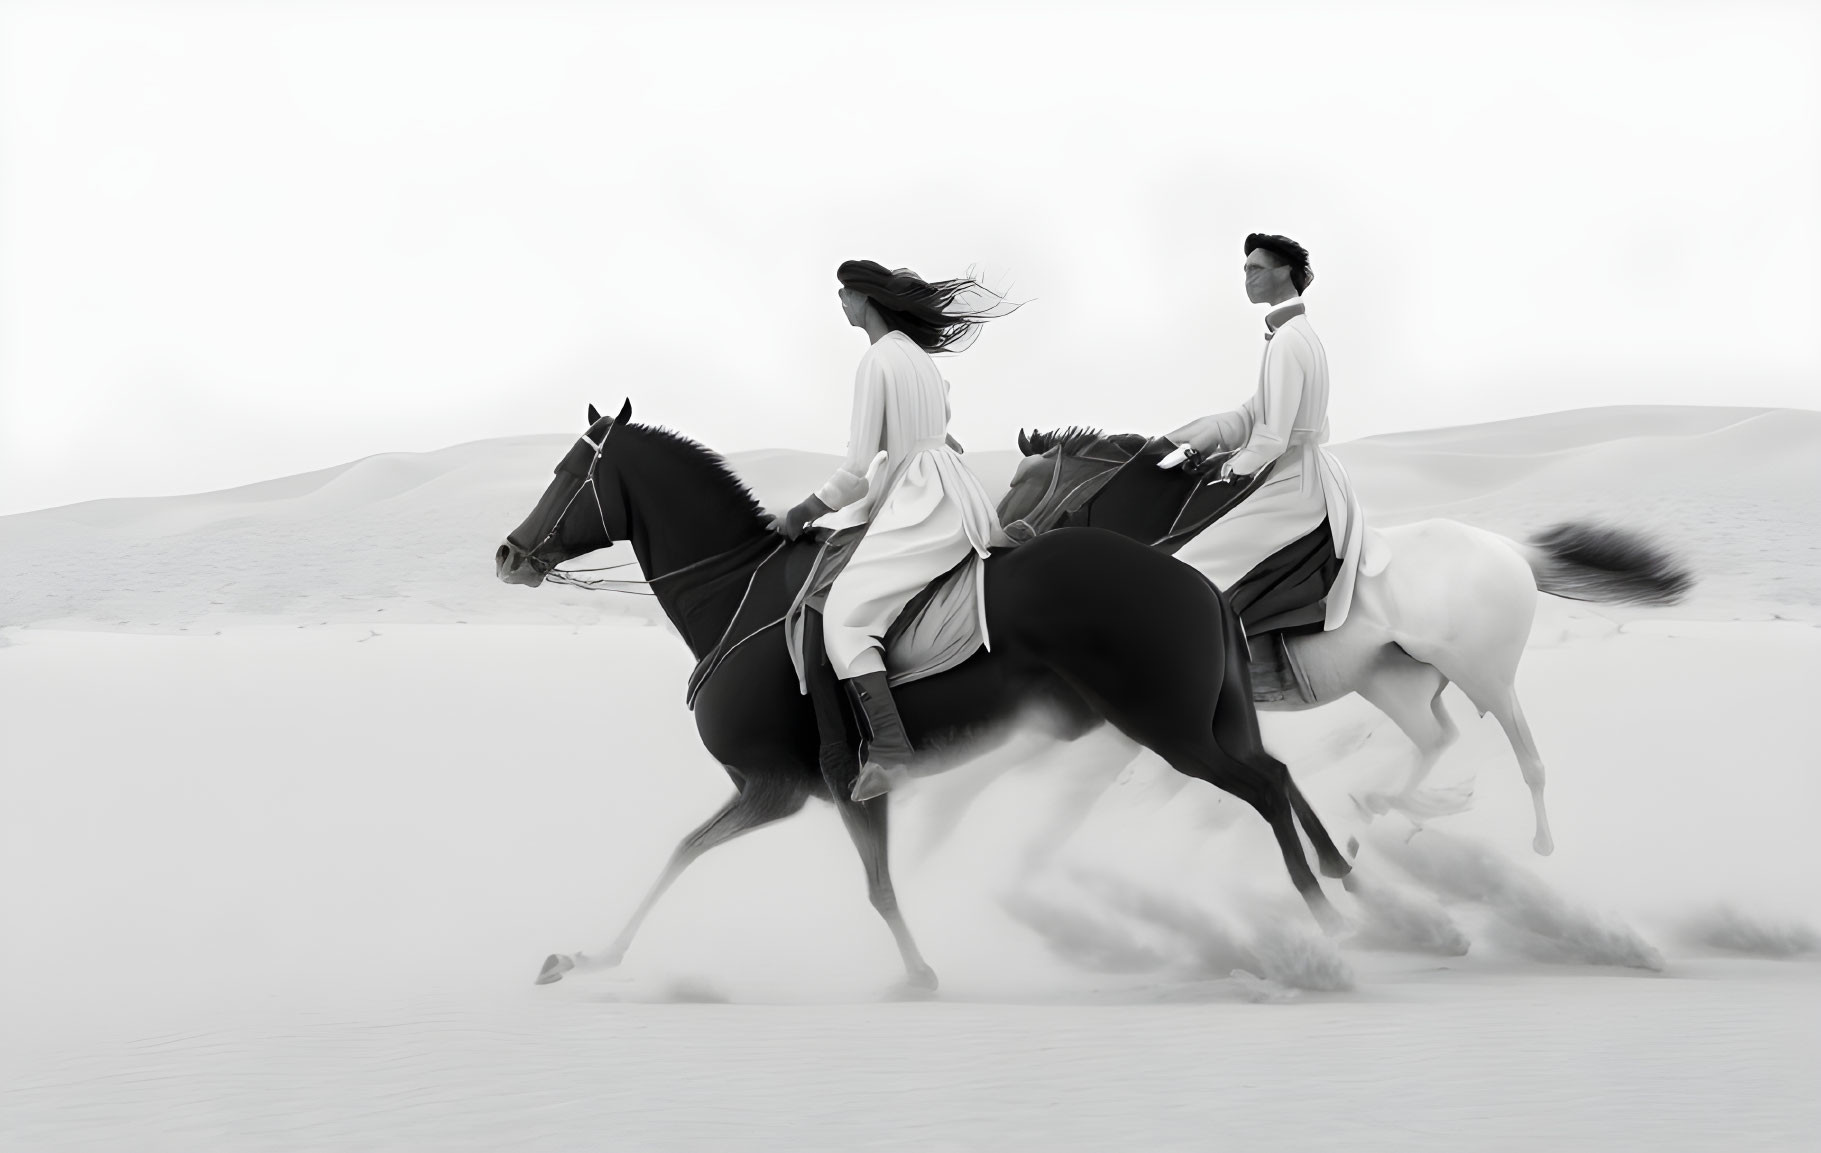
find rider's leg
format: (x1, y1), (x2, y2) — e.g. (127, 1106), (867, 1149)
(822, 527), (972, 802)
(841, 647), (914, 803)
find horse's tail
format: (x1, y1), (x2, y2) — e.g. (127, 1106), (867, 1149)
(1520, 521), (1694, 606)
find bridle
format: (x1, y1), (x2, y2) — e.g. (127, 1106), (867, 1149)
(508, 422), (623, 581)
(508, 419), (785, 600)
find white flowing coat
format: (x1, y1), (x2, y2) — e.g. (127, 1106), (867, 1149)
(1170, 299), (1385, 630)
(815, 330), (1005, 678)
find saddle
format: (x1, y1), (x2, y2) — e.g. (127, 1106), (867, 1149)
(1183, 488), (1338, 707)
(684, 528), (989, 710)
(1171, 486), (1338, 708)
(1012, 444), (1334, 706)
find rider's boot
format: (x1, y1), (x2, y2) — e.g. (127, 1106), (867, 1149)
(847, 670), (915, 803)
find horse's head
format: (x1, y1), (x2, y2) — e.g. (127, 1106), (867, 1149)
(496, 399), (634, 586)
(997, 426), (1150, 541)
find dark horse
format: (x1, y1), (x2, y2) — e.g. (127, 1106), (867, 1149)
(495, 401), (1351, 990)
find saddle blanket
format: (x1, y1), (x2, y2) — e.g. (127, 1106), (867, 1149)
(784, 525), (987, 692)
(685, 528), (987, 709)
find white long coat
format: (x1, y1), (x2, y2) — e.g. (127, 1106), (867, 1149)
(1169, 299), (1385, 629)
(814, 331), (1004, 678)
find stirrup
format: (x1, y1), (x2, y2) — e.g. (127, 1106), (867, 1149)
(851, 760), (894, 803)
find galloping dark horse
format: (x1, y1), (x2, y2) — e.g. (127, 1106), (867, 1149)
(495, 401), (1350, 990)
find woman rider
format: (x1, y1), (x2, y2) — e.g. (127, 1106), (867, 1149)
(773, 260), (1013, 802)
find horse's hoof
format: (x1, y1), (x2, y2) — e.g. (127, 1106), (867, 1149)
(1395, 783), (1474, 819)
(1309, 897), (1349, 939)
(1533, 832), (1555, 857)
(850, 763), (893, 803)
(1351, 792), (1390, 818)
(890, 968), (940, 1000)
(536, 953), (577, 985)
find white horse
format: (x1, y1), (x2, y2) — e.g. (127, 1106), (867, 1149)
(915, 429), (1691, 863)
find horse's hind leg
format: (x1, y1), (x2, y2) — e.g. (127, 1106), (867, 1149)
(1209, 760), (1344, 933)
(1195, 727), (1347, 918)
(1004, 547), (1336, 927)
(1390, 519), (1549, 852)
(1482, 688), (1552, 856)
(1445, 656), (1552, 855)
(1101, 686), (1341, 930)
(1354, 647), (1467, 817)
(1203, 628), (1351, 882)
(1285, 779), (1350, 879)
(1040, 646), (1337, 923)
(537, 777), (807, 985)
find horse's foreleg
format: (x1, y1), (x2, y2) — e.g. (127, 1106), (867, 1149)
(799, 614), (938, 991)
(537, 780), (807, 985)
(831, 795), (938, 992)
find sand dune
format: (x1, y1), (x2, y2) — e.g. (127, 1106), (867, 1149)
(3, 405), (1817, 631)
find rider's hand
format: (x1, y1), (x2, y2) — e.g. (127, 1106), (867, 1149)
(770, 494), (832, 540)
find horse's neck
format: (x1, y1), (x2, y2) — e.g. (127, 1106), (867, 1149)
(620, 433), (774, 660)
(1075, 444), (1190, 541)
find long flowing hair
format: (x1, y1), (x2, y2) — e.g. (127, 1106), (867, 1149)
(836, 260), (1019, 354)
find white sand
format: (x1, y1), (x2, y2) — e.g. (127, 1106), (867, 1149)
(2, 406), (1817, 1150)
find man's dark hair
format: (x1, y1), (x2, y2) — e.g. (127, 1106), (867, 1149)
(1244, 233), (1313, 295)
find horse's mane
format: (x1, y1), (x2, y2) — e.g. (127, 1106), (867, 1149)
(635, 423), (769, 520)
(1023, 425), (1149, 457)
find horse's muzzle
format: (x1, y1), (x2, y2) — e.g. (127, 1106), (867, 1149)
(495, 540), (546, 587)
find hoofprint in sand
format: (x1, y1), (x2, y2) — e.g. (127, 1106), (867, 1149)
(2, 406), (1817, 1151)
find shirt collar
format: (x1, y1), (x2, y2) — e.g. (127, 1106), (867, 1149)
(1264, 296), (1305, 334)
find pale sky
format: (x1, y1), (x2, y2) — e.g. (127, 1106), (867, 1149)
(1, 0), (1816, 514)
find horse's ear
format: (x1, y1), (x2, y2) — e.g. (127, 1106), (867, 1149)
(1017, 429), (1032, 456)
(587, 403), (601, 425)
(616, 398), (632, 425)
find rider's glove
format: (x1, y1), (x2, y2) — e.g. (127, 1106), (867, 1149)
(771, 494), (832, 540)
(1157, 443), (1202, 471)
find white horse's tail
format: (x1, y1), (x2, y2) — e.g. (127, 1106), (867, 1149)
(1521, 522), (1694, 606)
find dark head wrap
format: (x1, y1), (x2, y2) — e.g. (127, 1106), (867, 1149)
(1244, 233), (1314, 295)
(836, 260), (1018, 354)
